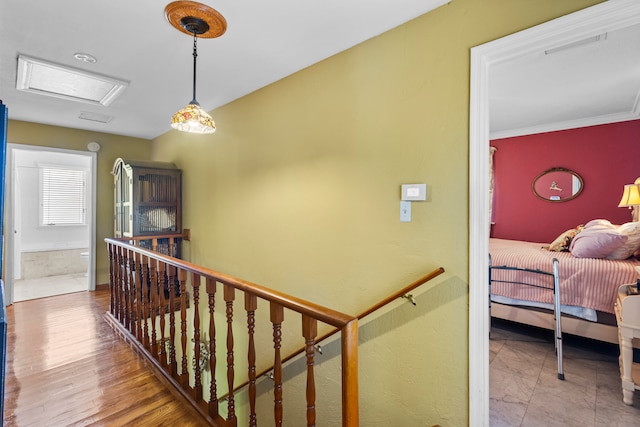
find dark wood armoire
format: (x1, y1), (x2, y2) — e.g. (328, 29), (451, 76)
(112, 158), (183, 257)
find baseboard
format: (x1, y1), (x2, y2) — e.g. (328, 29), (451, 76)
(95, 283), (109, 291)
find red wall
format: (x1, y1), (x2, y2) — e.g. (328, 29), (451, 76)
(490, 120), (640, 243)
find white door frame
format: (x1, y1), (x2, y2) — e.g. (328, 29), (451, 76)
(468, 0), (640, 424)
(4, 144), (97, 304)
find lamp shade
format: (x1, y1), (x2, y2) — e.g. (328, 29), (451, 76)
(171, 102), (216, 134)
(618, 183), (640, 207)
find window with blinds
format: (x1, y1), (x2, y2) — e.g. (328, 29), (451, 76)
(39, 166), (87, 226)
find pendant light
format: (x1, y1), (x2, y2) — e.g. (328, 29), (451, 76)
(165, 1), (227, 134)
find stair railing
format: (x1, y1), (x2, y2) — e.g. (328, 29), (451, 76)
(227, 266), (445, 396)
(105, 237), (358, 427)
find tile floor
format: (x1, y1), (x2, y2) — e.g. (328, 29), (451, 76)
(13, 273), (89, 302)
(490, 318), (640, 426)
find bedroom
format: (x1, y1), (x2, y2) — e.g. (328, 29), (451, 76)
(487, 0), (640, 352)
(489, 119), (640, 342)
(484, 9), (640, 345)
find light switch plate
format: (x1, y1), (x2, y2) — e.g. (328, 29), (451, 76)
(400, 201), (411, 222)
(401, 184), (427, 201)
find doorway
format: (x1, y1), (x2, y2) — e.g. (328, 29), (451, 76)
(468, 1), (640, 425)
(4, 144), (97, 304)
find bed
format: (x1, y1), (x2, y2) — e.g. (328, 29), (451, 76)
(489, 220), (640, 344)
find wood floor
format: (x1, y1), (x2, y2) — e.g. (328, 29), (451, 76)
(3, 286), (208, 426)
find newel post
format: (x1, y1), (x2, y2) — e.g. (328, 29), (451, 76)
(342, 319), (359, 427)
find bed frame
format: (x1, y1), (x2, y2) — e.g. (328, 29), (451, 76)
(490, 302), (619, 345)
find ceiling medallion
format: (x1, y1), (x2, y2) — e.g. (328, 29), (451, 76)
(165, 1), (227, 38)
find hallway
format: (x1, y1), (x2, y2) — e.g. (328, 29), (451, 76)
(3, 287), (207, 426)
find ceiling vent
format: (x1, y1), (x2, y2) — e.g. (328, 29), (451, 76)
(544, 34), (607, 55)
(78, 111), (114, 123)
(16, 55), (128, 106)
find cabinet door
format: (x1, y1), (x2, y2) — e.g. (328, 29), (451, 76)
(113, 165), (133, 237)
(132, 169), (181, 235)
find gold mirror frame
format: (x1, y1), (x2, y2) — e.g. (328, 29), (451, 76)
(532, 167), (584, 202)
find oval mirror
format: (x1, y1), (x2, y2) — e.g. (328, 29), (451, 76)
(532, 167), (583, 202)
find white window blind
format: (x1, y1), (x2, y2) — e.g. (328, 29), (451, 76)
(40, 166), (87, 226)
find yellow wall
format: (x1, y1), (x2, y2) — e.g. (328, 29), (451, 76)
(153, 1), (603, 424)
(6, 120), (152, 283)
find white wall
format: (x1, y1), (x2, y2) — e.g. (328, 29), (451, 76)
(15, 149), (91, 251)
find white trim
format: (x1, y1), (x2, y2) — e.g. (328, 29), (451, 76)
(5, 146), (16, 303)
(490, 113), (640, 140)
(469, 1), (640, 425)
(5, 144), (97, 304)
(89, 149), (97, 291)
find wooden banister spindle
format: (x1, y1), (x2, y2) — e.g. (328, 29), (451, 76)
(169, 237), (175, 257)
(141, 254), (150, 349)
(168, 264), (177, 375)
(148, 258), (159, 358)
(178, 269), (189, 386)
(119, 246), (127, 323)
(271, 302), (285, 427)
(134, 252), (143, 341)
(158, 259), (167, 363)
(111, 245), (117, 318)
(302, 315), (318, 427)
(122, 249), (131, 331)
(224, 284), (236, 423)
(126, 248), (136, 332)
(192, 273), (203, 401)
(115, 246), (123, 322)
(122, 247), (128, 324)
(152, 237), (158, 252)
(108, 244), (115, 315)
(206, 278), (219, 417)
(245, 293), (258, 427)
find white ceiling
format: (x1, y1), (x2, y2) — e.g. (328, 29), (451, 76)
(2, 1), (639, 141)
(490, 22), (640, 139)
(0, 0), (449, 140)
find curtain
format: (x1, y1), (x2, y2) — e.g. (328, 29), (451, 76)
(489, 146), (497, 225)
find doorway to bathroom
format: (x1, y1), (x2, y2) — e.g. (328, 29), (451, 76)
(5, 145), (97, 303)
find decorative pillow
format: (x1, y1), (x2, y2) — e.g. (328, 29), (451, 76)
(607, 222), (640, 260)
(583, 219), (616, 229)
(548, 225), (584, 252)
(569, 222), (628, 258)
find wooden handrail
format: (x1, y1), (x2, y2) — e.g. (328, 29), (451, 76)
(104, 237), (359, 426)
(114, 229), (191, 242)
(105, 237), (353, 328)
(229, 267), (445, 394)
